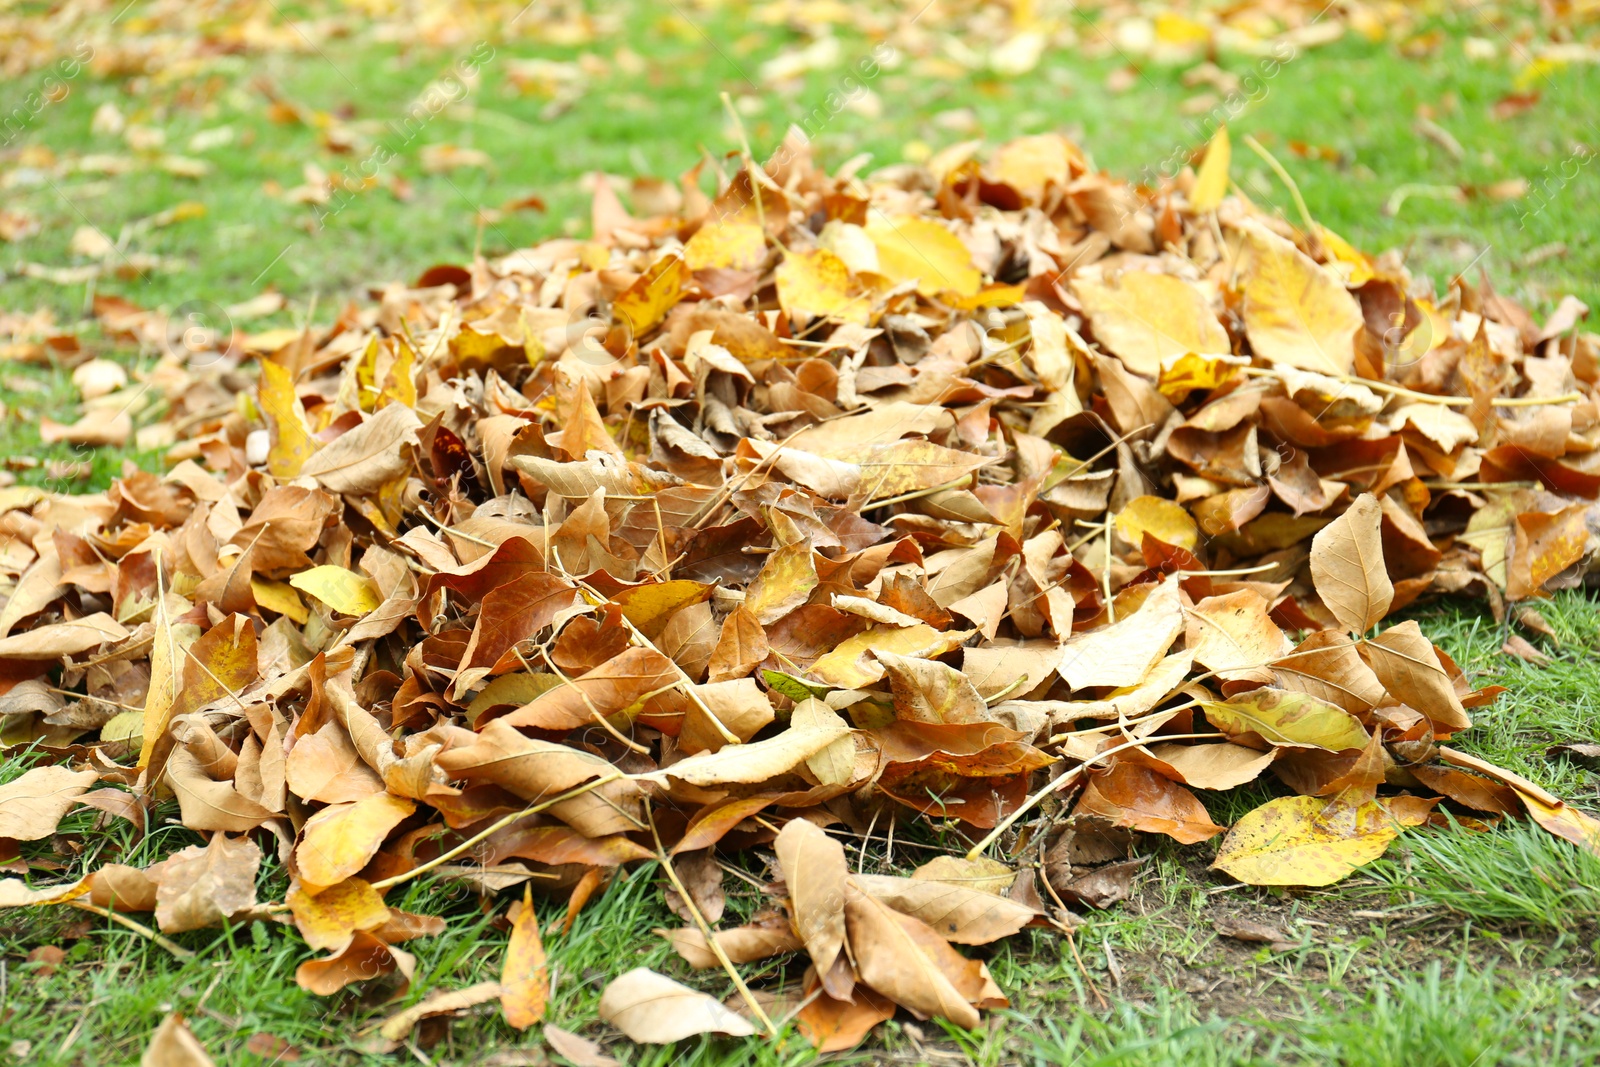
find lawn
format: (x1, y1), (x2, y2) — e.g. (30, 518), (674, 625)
(2, 0), (1597, 490)
(5, 592), (1600, 1064)
(2, 0), (1600, 1063)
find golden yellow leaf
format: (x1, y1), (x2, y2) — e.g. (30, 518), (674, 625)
(251, 578), (309, 624)
(684, 215), (766, 271)
(1115, 495), (1199, 551)
(289, 566), (382, 616)
(1202, 689), (1371, 751)
(1238, 225), (1363, 374)
(743, 541), (819, 625)
(288, 877), (390, 952)
(259, 359), (316, 479)
(1189, 125), (1230, 213)
(776, 248), (869, 323)
(990, 133), (1076, 200)
(810, 624), (972, 689)
(1158, 351), (1247, 401)
(1508, 504), (1589, 601)
(1072, 271), (1230, 376)
(296, 792), (415, 887)
(613, 254), (687, 337)
(850, 440), (991, 502)
(1318, 225), (1376, 286)
(501, 886), (548, 1029)
(611, 580), (712, 640)
(1212, 794), (1410, 886)
(863, 215), (981, 298)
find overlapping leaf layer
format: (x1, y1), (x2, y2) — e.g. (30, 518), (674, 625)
(3, 129), (1599, 1049)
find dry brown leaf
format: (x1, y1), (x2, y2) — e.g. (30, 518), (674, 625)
(148, 834), (261, 934)
(773, 818), (853, 997)
(1309, 493), (1394, 634)
(596, 967), (757, 1042)
(142, 1014), (215, 1067)
(0, 766), (98, 840)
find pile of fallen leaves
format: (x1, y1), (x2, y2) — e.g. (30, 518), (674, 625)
(3, 123), (1600, 1055)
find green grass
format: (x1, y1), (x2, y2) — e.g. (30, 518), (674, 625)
(4, 2), (1600, 1063)
(1369, 817), (1600, 932)
(3, 1), (1598, 489)
(14, 573), (1600, 1066)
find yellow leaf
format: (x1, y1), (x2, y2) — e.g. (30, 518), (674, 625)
(297, 792), (416, 887)
(137, 594), (183, 769)
(100, 709), (144, 745)
(251, 578), (309, 624)
(990, 133), (1076, 201)
(378, 340), (417, 410)
(1155, 11), (1210, 46)
(288, 877), (390, 951)
(744, 541), (819, 625)
(1157, 351), (1247, 401)
(466, 673), (563, 726)
(501, 886), (549, 1029)
(863, 215), (981, 298)
(1212, 794), (1409, 886)
(1317, 225), (1376, 286)
(776, 248), (869, 323)
(1072, 271), (1230, 376)
(612, 580), (713, 639)
(614, 254), (687, 337)
(909, 855), (1016, 896)
(794, 699), (855, 787)
(1238, 225), (1363, 374)
(142, 616), (244, 776)
(1115, 495), (1199, 552)
(849, 440), (990, 502)
(684, 215), (766, 272)
(1189, 125), (1230, 213)
(259, 359), (316, 478)
(1202, 689), (1371, 751)
(290, 566), (382, 616)
(810, 624), (972, 689)
(944, 283), (1027, 311)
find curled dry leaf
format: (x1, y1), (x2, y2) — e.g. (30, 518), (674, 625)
(378, 981), (504, 1041)
(659, 917), (803, 969)
(149, 834), (261, 934)
(774, 818), (852, 997)
(0, 766), (98, 840)
(597, 967), (758, 1043)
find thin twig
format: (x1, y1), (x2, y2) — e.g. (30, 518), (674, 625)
(1240, 365), (1582, 408)
(568, 577), (740, 745)
(647, 801), (777, 1037)
(965, 732), (1225, 860)
(69, 900), (195, 958)
(366, 773), (626, 893)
